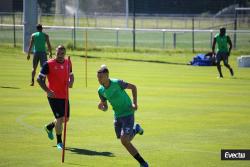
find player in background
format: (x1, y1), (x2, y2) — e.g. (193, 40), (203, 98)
(212, 27), (234, 78)
(27, 24), (52, 86)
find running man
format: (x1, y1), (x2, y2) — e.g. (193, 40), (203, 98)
(27, 24), (52, 86)
(37, 45), (74, 149)
(212, 27), (234, 78)
(97, 65), (148, 167)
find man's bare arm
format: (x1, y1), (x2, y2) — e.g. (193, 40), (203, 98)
(46, 34), (52, 58)
(126, 83), (137, 110)
(27, 36), (34, 60)
(37, 75), (55, 98)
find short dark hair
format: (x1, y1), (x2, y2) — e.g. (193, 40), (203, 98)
(220, 27), (226, 32)
(97, 67), (109, 74)
(36, 24), (43, 31)
(57, 45), (66, 51)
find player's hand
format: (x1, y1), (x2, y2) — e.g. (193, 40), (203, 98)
(68, 82), (73, 88)
(27, 54), (30, 60)
(228, 51), (231, 57)
(47, 90), (55, 98)
(131, 103), (138, 110)
(98, 102), (107, 111)
(212, 53), (216, 59)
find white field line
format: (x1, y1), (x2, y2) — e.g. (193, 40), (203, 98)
(15, 111), (42, 133)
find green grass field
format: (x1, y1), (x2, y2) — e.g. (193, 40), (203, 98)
(0, 45), (250, 167)
(1, 28), (250, 51)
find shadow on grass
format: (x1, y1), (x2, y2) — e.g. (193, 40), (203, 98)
(110, 57), (187, 65)
(80, 55), (187, 66)
(230, 76), (250, 81)
(65, 147), (115, 157)
(0, 86), (20, 89)
(64, 162), (89, 166)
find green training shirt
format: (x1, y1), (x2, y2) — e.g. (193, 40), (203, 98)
(98, 79), (134, 118)
(215, 33), (228, 53)
(33, 32), (46, 52)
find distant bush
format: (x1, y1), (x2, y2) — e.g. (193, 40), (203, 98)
(66, 42), (74, 50)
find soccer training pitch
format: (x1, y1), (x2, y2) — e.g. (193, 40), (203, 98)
(0, 45), (250, 167)
(1, 27), (250, 51)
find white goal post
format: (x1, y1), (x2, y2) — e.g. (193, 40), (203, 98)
(233, 7), (250, 48)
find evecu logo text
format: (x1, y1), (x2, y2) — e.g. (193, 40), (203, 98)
(225, 152), (245, 159)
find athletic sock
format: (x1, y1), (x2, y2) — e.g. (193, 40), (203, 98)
(230, 68), (234, 76)
(133, 153), (146, 164)
(56, 134), (62, 144)
(46, 122), (55, 131)
(133, 129), (136, 136)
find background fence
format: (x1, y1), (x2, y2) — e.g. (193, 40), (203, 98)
(1, 12), (250, 29)
(0, 12), (250, 51)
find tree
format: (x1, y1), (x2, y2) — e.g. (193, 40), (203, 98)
(97, 0), (124, 13)
(38, 0), (54, 13)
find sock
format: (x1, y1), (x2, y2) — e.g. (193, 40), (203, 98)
(46, 122), (55, 131)
(133, 129), (136, 136)
(133, 153), (146, 164)
(56, 134), (62, 144)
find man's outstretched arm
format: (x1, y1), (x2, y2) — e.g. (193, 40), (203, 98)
(126, 83), (137, 110)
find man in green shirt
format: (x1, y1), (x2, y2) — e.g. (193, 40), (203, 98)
(27, 24), (52, 86)
(212, 27), (234, 78)
(97, 65), (148, 167)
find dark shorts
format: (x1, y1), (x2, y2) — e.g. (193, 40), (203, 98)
(114, 114), (134, 139)
(48, 97), (70, 119)
(216, 51), (229, 64)
(33, 51), (47, 68)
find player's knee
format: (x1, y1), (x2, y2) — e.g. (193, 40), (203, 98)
(120, 136), (130, 146)
(56, 117), (64, 124)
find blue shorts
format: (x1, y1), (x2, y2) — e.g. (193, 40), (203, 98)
(48, 97), (70, 119)
(216, 51), (229, 64)
(33, 51), (47, 68)
(114, 114), (134, 139)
